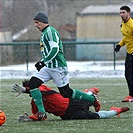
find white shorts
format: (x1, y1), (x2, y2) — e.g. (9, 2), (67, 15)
(32, 66), (69, 87)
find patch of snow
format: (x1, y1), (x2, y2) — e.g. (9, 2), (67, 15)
(0, 61), (125, 79)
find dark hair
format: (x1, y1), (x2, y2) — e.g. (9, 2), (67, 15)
(120, 6), (130, 12)
(22, 80), (30, 87)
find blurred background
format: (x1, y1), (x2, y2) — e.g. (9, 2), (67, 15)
(0, 0), (132, 65)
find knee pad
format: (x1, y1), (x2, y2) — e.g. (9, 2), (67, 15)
(58, 84), (73, 98)
(29, 77), (43, 89)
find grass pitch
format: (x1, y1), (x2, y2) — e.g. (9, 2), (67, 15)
(0, 78), (133, 133)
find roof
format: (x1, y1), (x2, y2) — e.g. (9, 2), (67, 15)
(79, 4), (133, 15)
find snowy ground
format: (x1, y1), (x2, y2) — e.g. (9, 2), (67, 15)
(0, 61), (125, 79)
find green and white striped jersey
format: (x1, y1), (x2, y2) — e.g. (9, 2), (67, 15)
(40, 25), (67, 68)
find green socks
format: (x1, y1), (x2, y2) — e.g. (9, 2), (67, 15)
(30, 88), (46, 113)
(72, 89), (95, 102)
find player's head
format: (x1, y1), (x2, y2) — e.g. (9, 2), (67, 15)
(120, 6), (130, 13)
(119, 5), (131, 22)
(33, 11), (48, 31)
(33, 11), (48, 24)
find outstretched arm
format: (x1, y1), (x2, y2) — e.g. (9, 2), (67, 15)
(12, 84), (30, 97)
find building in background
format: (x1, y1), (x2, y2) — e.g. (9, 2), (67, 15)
(1, 1), (133, 65)
(0, 1), (13, 65)
(76, 4), (133, 60)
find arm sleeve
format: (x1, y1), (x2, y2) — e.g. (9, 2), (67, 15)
(118, 38), (125, 47)
(43, 41), (59, 64)
(24, 89), (30, 94)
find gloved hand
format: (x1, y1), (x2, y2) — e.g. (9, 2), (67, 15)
(12, 84), (26, 97)
(35, 61), (46, 71)
(92, 94), (101, 112)
(114, 44), (121, 53)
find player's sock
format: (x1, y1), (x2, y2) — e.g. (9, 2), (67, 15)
(30, 88), (46, 113)
(97, 110), (117, 118)
(72, 89), (95, 102)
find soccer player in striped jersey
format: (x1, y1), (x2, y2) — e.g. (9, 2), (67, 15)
(28, 11), (100, 120)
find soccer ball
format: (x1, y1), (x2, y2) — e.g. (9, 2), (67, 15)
(0, 110), (6, 126)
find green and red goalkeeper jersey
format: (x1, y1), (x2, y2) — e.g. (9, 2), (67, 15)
(31, 84), (69, 116)
(40, 25), (67, 68)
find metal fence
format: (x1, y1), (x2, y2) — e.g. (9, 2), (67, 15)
(0, 40), (119, 71)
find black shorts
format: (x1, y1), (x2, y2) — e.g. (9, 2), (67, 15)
(60, 99), (100, 120)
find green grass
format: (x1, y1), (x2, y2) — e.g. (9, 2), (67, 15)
(0, 78), (133, 133)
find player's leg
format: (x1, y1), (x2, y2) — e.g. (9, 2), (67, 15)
(71, 110), (100, 120)
(29, 77), (48, 120)
(23, 79), (46, 114)
(51, 67), (96, 103)
(31, 99), (38, 114)
(29, 77), (45, 112)
(58, 83), (101, 111)
(58, 84), (95, 102)
(125, 54), (132, 96)
(84, 88), (101, 111)
(97, 110), (117, 118)
(29, 67), (52, 120)
(61, 99), (97, 120)
(122, 53), (133, 102)
(97, 107), (130, 118)
(68, 99), (100, 119)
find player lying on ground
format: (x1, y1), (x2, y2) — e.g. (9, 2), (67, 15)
(12, 81), (130, 121)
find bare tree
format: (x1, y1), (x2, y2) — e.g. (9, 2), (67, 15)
(1, 0), (130, 40)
